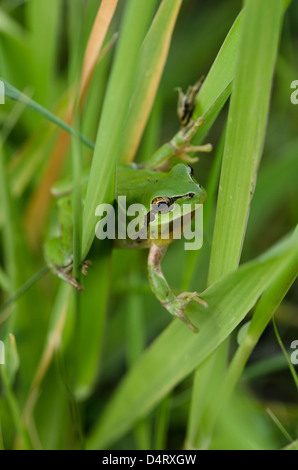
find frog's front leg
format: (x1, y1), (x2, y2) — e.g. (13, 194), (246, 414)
(147, 244), (206, 333)
(170, 116), (213, 160)
(146, 116), (212, 171)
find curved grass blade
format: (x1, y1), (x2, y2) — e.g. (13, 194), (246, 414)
(208, 0), (284, 284)
(86, 231), (298, 449)
(119, 0), (183, 163)
(272, 318), (298, 390)
(74, 0), (159, 397)
(82, 0), (158, 258)
(190, 0), (285, 449)
(0, 266), (49, 316)
(23, 1), (118, 248)
(194, 227), (298, 447)
(1, 78), (95, 150)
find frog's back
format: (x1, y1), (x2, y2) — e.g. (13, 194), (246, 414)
(116, 165), (166, 202)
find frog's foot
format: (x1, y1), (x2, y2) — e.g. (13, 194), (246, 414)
(182, 143), (213, 154)
(177, 291), (208, 308)
(169, 116), (212, 164)
(169, 142), (212, 167)
(55, 265), (84, 291)
(82, 260), (92, 276)
(162, 292), (207, 333)
(162, 295), (199, 333)
(54, 259), (92, 291)
(172, 144), (212, 165)
(176, 76), (205, 127)
(178, 292), (208, 332)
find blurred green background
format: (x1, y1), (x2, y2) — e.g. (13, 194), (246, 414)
(0, 0), (297, 450)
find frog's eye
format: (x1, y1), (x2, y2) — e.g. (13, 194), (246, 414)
(151, 197), (173, 214)
(187, 165), (194, 177)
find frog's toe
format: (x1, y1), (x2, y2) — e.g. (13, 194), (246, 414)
(176, 309), (199, 334)
(55, 266), (84, 291)
(178, 291), (208, 308)
(82, 260), (92, 276)
(192, 295), (208, 308)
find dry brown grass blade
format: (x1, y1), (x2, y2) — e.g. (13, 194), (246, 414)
(24, 0), (119, 249)
(79, 0), (119, 106)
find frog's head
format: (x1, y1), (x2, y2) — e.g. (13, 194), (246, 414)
(148, 164), (206, 244)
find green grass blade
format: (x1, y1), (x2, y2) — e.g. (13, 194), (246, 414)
(193, 13), (241, 119)
(266, 408), (293, 444)
(181, 125), (226, 292)
(190, 0), (285, 447)
(0, 6), (27, 41)
(0, 266), (49, 315)
(243, 354), (288, 381)
(208, 0), (284, 284)
(191, 14), (241, 145)
(0, 366), (33, 449)
(1, 78), (95, 150)
(0, 96), (29, 330)
(0, 265), (12, 292)
(25, 0), (61, 106)
(184, 354), (218, 449)
(246, 139), (298, 245)
(125, 269), (150, 449)
(154, 396), (171, 450)
(283, 440), (298, 450)
(194, 0), (290, 145)
(74, 244), (112, 400)
(272, 318), (298, 390)
(82, 0), (158, 258)
(152, 10), (242, 164)
(86, 231), (297, 449)
(68, 0), (84, 279)
(22, 284), (72, 438)
(70, 0), (158, 399)
(119, 0), (183, 163)
(197, 227), (298, 446)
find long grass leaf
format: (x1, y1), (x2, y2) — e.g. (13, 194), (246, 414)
(25, 0), (61, 106)
(82, 0), (158, 258)
(193, 0), (285, 449)
(86, 231), (297, 449)
(120, 0), (182, 163)
(79, 0), (119, 106)
(197, 227), (298, 446)
(1, 79), (95, 150)
(23, 0), (117, 247)
(208, 0), (284, 283)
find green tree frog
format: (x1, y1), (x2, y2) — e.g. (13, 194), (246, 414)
(45, 80), (211, 332)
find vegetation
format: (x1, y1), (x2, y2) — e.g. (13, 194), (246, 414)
(0, 0), (297, 450)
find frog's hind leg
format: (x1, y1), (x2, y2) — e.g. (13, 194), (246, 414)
(147, 243), (206, 333)
(176, 76), (205, 127)
(55, 264), (84, 291)
(54, 259), (92, 291)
